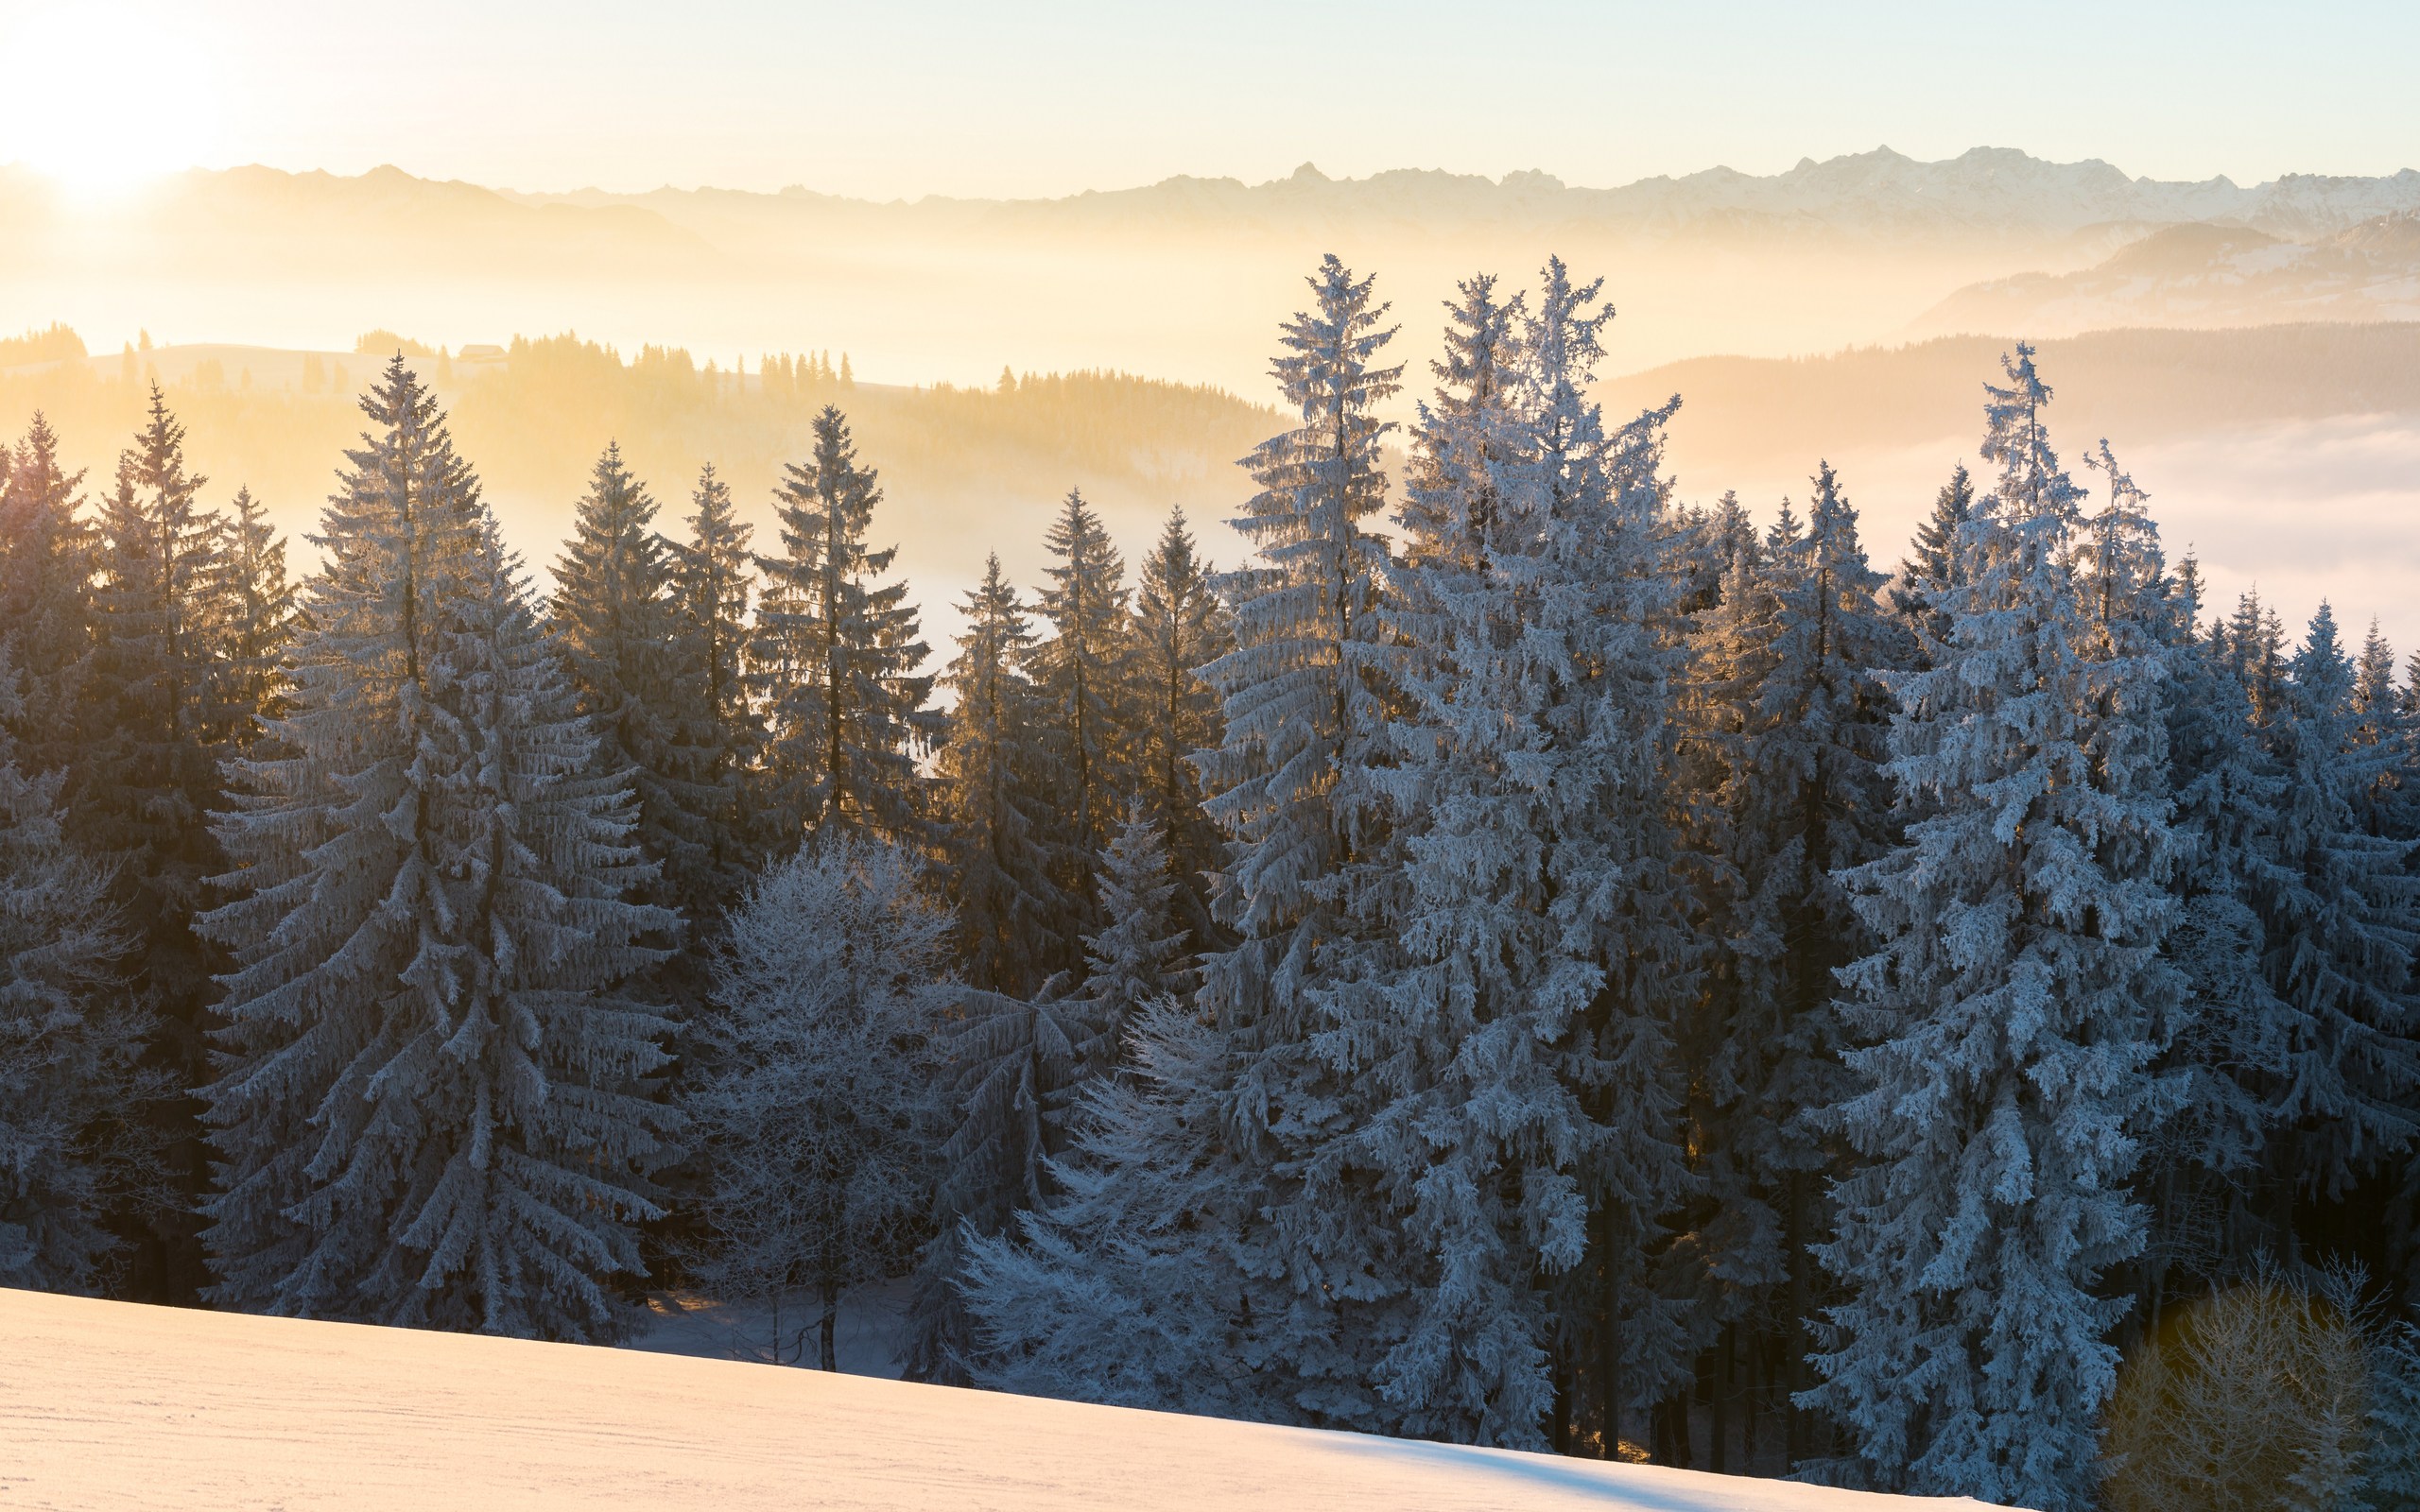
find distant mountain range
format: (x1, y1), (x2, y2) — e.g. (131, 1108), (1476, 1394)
(523, 145), (2420, 246)
(7, 146), (2420, 394)
(1913, 213), (2420, 335)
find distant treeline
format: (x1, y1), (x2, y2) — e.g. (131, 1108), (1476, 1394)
(0, 329), (1279, 570)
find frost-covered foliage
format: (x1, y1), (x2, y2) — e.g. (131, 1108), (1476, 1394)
(2256, 603), (2420, 1200)
(2361, 1316), (2420, 1511)
(748, 404), (940, 847)
(938, 556), (1061, 995)
(683, 833), (951, 1371)
(1125, 506), (1232, 939)
(1360, 263), (1696, 1446)
(201, 360), (680, 1341)
(919, 805), (1192, 1381)
(963, 254), (1408, 1430)
(0, 660), (153, 1293)
(0, 415), (98, 782)
(1688, 458), (1910, 1453)
(1809, 345), (2184, 1508)
(2100, 1272), (2372, 1512)
(551, 442), (713, 913)
(1029, 488), (1132, 941)
(663, 463), (766, 913)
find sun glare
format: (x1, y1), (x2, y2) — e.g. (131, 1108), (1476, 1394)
(0, 5), (221, 202)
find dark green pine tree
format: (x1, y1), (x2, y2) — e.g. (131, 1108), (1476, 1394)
(1029, 488), (1132, 944)
(1126, 506), (1232, 943)
(747, 405), (941, 848)
(551, 443), (713, 908)
(939, 555), (1063, 992)
(663, 463), (765, 913)
(0, 414), (96, 780)
(79, 387), (234, 1298)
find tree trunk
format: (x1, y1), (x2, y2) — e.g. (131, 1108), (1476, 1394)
(1710, 1323), (1732, 1474)
(1550, 1344), (1572, 1455)
(820, 1280), (840, 1372)
(1599, 1204), (1623, 1460)
(1785, 1169), (1810, 1467)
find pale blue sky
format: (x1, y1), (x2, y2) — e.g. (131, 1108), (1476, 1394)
(4, 0), (2414, 197)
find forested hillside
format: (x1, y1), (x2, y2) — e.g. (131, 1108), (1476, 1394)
(5, 255), (2419, 1511)
(0, 334), (1277, 624)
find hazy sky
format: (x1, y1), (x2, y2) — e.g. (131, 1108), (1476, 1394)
(2, 0), (2414, 198)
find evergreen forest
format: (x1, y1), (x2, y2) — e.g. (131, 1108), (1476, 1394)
(7, 255), (2419, 1511)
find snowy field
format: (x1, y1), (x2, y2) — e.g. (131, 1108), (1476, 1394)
(0, 1287), (1999, 1511)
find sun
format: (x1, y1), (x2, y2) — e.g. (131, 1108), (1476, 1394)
(0, 4), (223, 201)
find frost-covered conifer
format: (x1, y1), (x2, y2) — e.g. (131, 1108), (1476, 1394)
(1126, 506), (1232, 938)
(0, 658), (152, 1294)
(1029, 488), (1132, 943)
(748, 406), (940, 847)
(1693, 458), (1908, 1459)
(1890, 461), (1975, 646)
(920, 805), (1192, 1382)
(664, 463), (765, 910)
(202, 360), (680, 1340)
(961, 254), (1406, 1430)
(1073, 803), (1194, 1076)
(0, 415), (95, 779)
(938, 556), (1061, 993)
(2362, 1318), (2420, 1511)
(213, 487), (296, 747)
(552, 443), (704, 903)
(82, 388), (235, 1294)
(1357, 262), (1698, 1447)
(2144, 558), (2283, 1295)
(683, 833), (950, 1370)
(1809, 346), (2184, 1508)
(2352, 620), (2417, 845)
(2253, 604), (2420, 1208)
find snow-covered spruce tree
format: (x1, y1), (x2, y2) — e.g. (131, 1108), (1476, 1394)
(1353, 262), (1698, 1448)
(2252, 602), (2420, 1224)
(81, 387), (235, 1296)
(1073, 802), (1196, 1078)
(663, 463), (766, 913)
(1890, 460), (1977, 649)
(2362, 1316), (2420, 1512)
(213, 486), (297, 747)
(918, 802), (1198, 1380)
(0, 414), (96, 780)
(683, 833), (951, 1371)
(1692, 459), (1910, 1462)
(1126, 506), (1233, 940)
(2352, 618), (2419, 846)
(551, 442), (713, 914)
(960, 254), (1407, 1429)
(201, 359), (680, 1339)
(748, 405), (940, 849)
(1029, 488), (1132, 950)
(937, 555), (1062, 995)
(1806, 345), (2185, 1508)
(2139, 555), (2283, 1306)
(0, 652), (155, 1294)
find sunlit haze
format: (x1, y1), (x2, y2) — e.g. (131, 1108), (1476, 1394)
(1, 1), (2414, 197)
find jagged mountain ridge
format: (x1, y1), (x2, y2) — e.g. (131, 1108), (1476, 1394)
(521, 145), (2420, 244)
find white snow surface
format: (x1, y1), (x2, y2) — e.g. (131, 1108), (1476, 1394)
(0, 1287), (2003, 1511)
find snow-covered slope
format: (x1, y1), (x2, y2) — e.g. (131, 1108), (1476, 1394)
(0, 1287), (1996, 1511)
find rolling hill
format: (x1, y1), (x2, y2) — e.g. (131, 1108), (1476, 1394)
(0, 1286), (2001, 1511)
